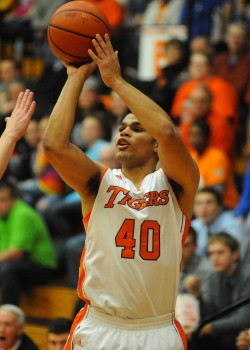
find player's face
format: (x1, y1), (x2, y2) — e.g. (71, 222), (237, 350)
(0, 310), (22, 349)
(208, 242), (238, 274)
(115, 114), (157, 167)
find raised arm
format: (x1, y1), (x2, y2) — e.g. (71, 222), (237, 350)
(42, 61), (106, 215)
(0, 89), (36, 179)
(89, 34), (199, 218)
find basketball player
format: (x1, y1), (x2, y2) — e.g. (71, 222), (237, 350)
(43, 34), (199, 350)
(0, 89), (35, 179)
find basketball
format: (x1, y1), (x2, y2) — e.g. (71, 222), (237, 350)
(47, 1), (111, 66)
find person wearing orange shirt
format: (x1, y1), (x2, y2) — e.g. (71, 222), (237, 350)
(188, 119), (239, 209)
(171, 52), (239, 131)
(179, 84), (237, 161)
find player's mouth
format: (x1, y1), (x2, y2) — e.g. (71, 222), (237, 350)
(117, 138), (130, 150)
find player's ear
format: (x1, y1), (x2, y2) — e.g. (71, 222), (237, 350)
(153, 141), (158, 155)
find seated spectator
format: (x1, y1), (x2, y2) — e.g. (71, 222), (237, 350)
(0, 304), (38, 350)
(0, 81), (28, 118)
(0, 178), (57, 305)
(214, 22), (250, 101)
(148, 38), (189, 114)
(191, 187), (242, 257)
(185, 232), (250, 350)
(189, 36), (215, 56)
(73, 113), (110, 158)
(19, 116), (65, 211)
(171, 51), (239, 134)
(188, 119), (239, 208)
(47, 317), (72, 350)
(0, 59), (21, 100)
(178, 84), (236, 158)
(236, 329), (250, 350)
(179, 226), (213, 294)
(71, 76), (107, 145)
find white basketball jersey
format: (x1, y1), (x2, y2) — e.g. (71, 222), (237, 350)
(78, 168), (189, 319)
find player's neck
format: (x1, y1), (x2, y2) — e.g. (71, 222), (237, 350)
(121, 165), (156, 190)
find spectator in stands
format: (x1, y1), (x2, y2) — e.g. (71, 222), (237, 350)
(0, 89), (35, 180)
(188, 119), (239, 208)
(185, 232), (250, 350)
(19, 116), (65, 211)
(74, 113), (110, 157)
(148, 38), (189, 114)
(215, 22), (250, 100)
(0, 178), (57, 305)
(178, 84), (236, 158)
(191, 187), (242, 257)
(179, 226), (213, 294)
(71, 76), (107, 146)
(171, 51), (239, 135)
(0, 304), (38, 350)
(0, 59), (22, 111)
(47, 317), (72, 350)
(189, 36), (215, 56)
(0, 81), (28, 118)
(236, 329), (250, 350)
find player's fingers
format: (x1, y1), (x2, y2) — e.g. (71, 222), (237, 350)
(19, 89), (31, 111)
(26, 101), (36, 118)
(92, 37), (106, 57)
(88, 48), (100, 64)
(23, 91), (34, 113)
(14, 91), (24, 111)
(104, 33), (114, 51)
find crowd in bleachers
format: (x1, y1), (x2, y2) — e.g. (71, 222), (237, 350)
(0, 0), (250, 349)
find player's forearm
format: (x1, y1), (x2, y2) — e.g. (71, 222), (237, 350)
(43, 74), (84, 152)
(111, 78), (176, 141)
(0, 130), (17, 178)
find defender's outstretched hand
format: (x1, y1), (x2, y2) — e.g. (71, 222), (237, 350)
(88, 34), (122, 88)
(0, 89), (36, 179)
(5, 89), (36, 141)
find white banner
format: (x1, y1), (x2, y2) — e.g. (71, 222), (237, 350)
(138, 25), (188, 81)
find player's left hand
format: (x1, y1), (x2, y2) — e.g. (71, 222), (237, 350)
(88, 33), (122, 89)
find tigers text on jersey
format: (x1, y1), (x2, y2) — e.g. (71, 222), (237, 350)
(79, 168), (189, 318)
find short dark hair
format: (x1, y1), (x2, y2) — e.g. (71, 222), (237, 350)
(208, 232), (239, 252)
(196, 187), (223, 206)
(0, 178), (20, 199)
(48, 318), (72, 334)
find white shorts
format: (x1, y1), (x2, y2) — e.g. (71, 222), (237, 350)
(67, 306), (186, 350)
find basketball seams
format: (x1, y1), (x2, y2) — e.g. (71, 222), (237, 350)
(48, 28), (92, 61)
(51, 9), (111, 34)
(48, 24), (97, 40)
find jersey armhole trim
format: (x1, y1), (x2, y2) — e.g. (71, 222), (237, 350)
(82, 166), (109, 230)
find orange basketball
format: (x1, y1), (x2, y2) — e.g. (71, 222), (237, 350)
(47, 1), (111, 66)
